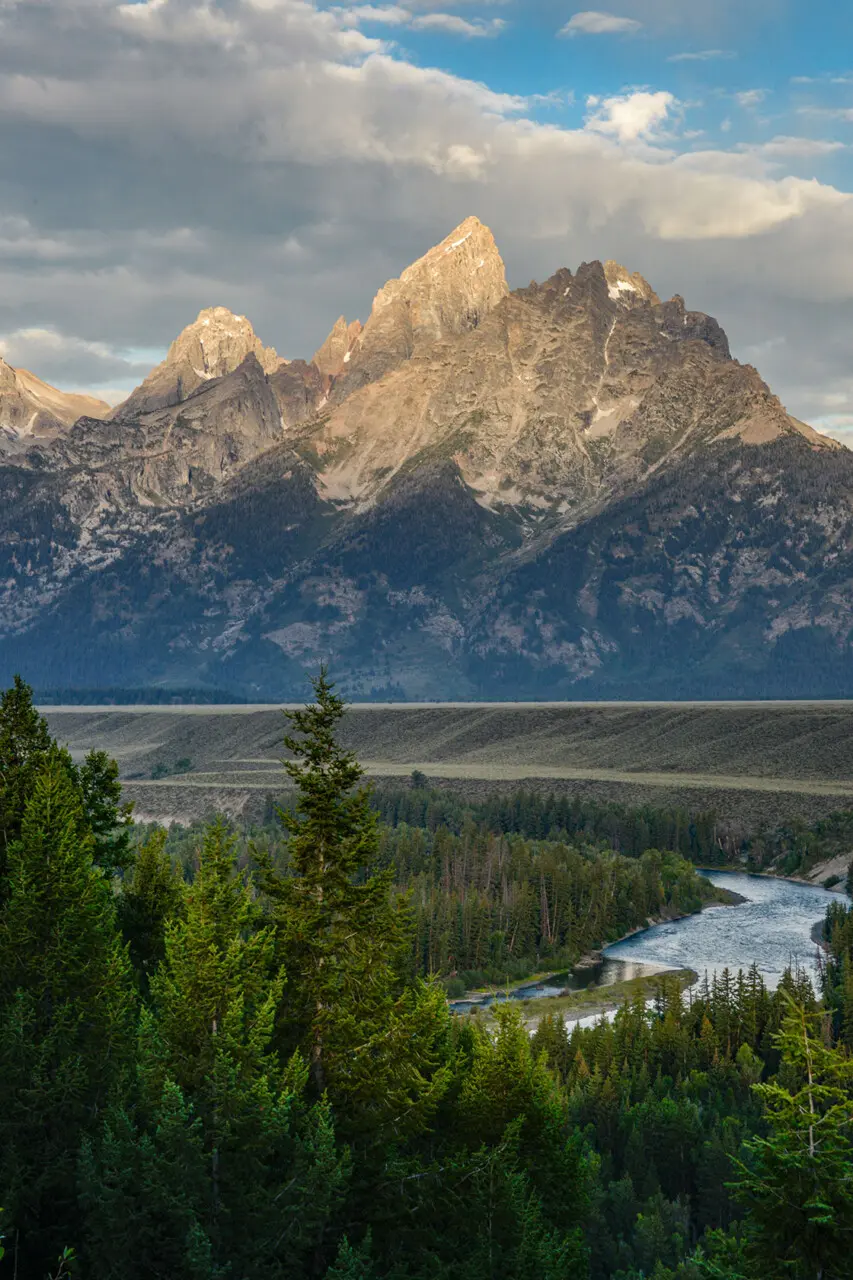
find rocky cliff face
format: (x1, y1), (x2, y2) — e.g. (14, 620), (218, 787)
(113, 307), (284, 419)
(0, 357), (110, 452)
(308, 249), (830, 513)
(328, 216), (509, 397)
(0, 217), (848, 700)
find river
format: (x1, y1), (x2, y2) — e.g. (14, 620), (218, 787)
(451, 870), (847, 1016)
(606, 870), (845, 989)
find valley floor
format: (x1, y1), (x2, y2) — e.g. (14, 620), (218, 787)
(44, 700), (853, 828)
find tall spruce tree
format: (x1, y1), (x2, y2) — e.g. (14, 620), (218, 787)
(74, 748), (135, 875)
(0, 755), (133, 1278)
(733, 994), (853, 1280)
(0, 677), (134, 892)
(260, 670), (450, 1141)
(116, 826), (185, 992)
(0, 675), (54, 891)
(86, 819), (350, 1279)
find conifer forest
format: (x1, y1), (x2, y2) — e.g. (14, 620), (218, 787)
(1, 673), (853, 1280)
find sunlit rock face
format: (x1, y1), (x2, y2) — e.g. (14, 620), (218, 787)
(0, 217), (846, 701)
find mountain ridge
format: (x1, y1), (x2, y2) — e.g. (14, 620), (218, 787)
(0, 216), (850, 701)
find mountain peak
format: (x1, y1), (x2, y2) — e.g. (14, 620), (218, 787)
(0, 355), (110, 451)
(113, 306), (283, 419)
(603, 260), (660, 306)
(312, 316), (363, 378)
(332, 216), (508, 394)
(381, 215), (507, 326)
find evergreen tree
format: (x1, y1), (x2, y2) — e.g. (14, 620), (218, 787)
(733, 995), (853, 1280)
(116, 826), (185, 992)
(74, 749), (135, 875)
(0, 677), (133, 893)
(0, 675), (54, 891)
(261, 670), (450, 1140)
(0, 755), (133, 1277)
(88, 819), (351, 1279)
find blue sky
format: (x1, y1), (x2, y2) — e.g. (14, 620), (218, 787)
(1, 0), (853, 440)
(329, 0), (853, 185)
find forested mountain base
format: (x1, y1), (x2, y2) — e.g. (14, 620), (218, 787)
(1, 674), (853, 1279)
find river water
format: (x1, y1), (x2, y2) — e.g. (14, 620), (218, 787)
(451, 870), (847, 1015)
(606, 870), (845, 989)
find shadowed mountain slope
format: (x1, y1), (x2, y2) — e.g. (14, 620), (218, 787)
(0, 216), (848, 699)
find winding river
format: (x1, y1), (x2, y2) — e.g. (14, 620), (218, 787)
(606, 870), (844, 989)
(451, 870), (848, 1017)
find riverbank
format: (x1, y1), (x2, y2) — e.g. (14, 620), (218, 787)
(454, 886), (739, 1009)
(573, 886), (744, 971)
(461, 969), (699, 1032)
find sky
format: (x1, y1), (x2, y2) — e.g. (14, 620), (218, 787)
(1, 0), (853, 440)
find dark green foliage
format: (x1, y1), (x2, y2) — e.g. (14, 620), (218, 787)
(74, 749), (135, 874)
(733, 997), (853, 1280)
(260, 670), (450, 1140)
(4, 674), (853, 1280)
(0, 756), (133, 1276)
(116, 827), (185, 991)
(0, 675), (54, 878)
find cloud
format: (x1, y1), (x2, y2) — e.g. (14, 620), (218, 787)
(559, 10), (642, 36)
(667, 49), (735, 62)
(735, 88), (768, 107)
(585, 90), (677, 142)
(0, 327), (154, 396)
(410, 12), (506, 35)
(739, 136), (846, 158)
(334, 4), (506, 33)
(797, 106), (853, 122)
(336, 6), (412, 26)
(0, 0), (851, 431)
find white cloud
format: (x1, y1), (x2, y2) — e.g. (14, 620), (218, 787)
(585, 89), (677, 142)
(0, 0), (852, 427)
(735, 88), (768, 107)
(667, 49), (735, 63)
(797, 106), (853, 122)
(739, 136), (846, 159)
(334, 4), (506, 33)
(410, 13), (506, 35)
(0, 326), (155, 394)
(559, 10), (642, 36)
(336, 6), (412, 26)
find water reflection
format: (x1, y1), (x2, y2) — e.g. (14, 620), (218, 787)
(450, 870), (848, 1013)
(605, 869), (846, 989)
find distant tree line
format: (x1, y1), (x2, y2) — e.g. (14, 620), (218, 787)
(2, 672), (853, 1280)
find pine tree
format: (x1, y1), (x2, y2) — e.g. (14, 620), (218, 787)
(74, 749), (135, 875)
(121, 819), (350, 1278)
(260, 670), (450, 1141)
(733, 994), (853, 1280)
(0, 755), (133, 1277)
(0, 678), (133, 893)
(116, 826), (185, 992)
(0, 675), (54, 891)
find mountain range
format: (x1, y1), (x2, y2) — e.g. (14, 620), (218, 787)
(2, 215), (852, 701)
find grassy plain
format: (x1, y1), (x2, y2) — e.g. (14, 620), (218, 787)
(43, 701), (853, 828)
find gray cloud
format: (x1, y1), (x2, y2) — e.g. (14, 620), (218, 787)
(0, 0), (850, 440)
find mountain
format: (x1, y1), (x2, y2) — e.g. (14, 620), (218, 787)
(0, 357), (110, 453)
(1, 216), (850, 701)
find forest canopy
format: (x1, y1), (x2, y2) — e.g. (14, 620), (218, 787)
(1, 672), (852, 1280)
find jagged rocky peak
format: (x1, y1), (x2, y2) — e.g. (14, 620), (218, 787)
(333, 216), (509, 393)
(0, 355), (110, 450)
(312, 316), (363, 377)
(113, 305), (284, 419)
(603, 260), (660, 306)
(370, 215), (508, 338)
